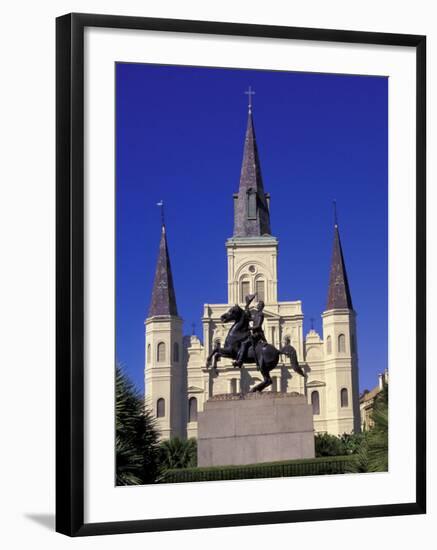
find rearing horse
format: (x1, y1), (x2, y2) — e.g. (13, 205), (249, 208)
(206, 304), (306, 392)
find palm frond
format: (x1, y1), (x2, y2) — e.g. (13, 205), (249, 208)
(115, 364), (161, 484)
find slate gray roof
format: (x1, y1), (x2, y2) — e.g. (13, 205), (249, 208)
(326, 224), (353, 310)
(148, 225), (178, 317)
(233, 110), (271, 237)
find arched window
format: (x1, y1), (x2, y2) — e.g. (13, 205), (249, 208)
(241, 280), (250, 302)
(326, 335), (332, 354)
(157, 398), (165, 418)
(311, 391), (320, 415)
(271, 326), (276, 347)
(147, 343), (151, 363)
(255, 279), (265, 302)
(188, 397), (198, 422)
(338, 334), (346, 353)
(351, 333), (356, 354)
(247, 188), (257, 219)
(341, 388), (349, 407)
(157, 342), (166, 362)
(230, 379), (237, 394)
(173, 342), (179, 362)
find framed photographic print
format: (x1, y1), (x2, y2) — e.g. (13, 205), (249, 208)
(56, 13), (426, 536)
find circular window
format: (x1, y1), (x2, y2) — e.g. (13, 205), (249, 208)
(248, 265), (256, 273)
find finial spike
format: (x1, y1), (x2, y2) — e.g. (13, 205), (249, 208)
(157, 200), (165, 227)
(191, 322), (196, 336)
(244, 86), (256, 113)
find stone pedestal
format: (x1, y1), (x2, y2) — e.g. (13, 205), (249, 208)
(197, 392), (315, 467)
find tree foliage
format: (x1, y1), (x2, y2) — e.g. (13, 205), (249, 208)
(339, 432), (366, 455)
(158, 437), (197, 470)
(365, 383), (389, 472)
(348, 382), (388, 473)
(115, 365), (161, 485)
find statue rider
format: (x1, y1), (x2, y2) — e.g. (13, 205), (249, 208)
(233, 294), (267, 368)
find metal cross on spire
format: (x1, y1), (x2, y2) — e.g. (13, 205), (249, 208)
(156, 200), (165, 226)
(244, 86), (256, 113)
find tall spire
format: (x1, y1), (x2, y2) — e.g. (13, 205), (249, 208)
(326, 210), (353, 311)
(148, 223), (178, 317)
(233, 93), (271, 238)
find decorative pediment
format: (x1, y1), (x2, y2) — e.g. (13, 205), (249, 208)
(306, 380), (326, 388)
(305, 329), (322, 344)
(187, 385), (204, 394)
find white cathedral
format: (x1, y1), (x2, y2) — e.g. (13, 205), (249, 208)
(145, 102), (361, 440)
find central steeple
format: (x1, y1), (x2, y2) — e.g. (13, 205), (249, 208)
(233, 96), (271, 238)
(227, 94), (277, 305)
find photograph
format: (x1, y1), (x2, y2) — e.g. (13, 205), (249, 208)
(0, 1), (430, 545)
(115, 62), (389, 485)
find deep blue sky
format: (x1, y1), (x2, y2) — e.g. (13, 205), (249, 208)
(116, 63), (388, 395)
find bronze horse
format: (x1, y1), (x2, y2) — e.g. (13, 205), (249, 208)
(206, 304), (306, 392)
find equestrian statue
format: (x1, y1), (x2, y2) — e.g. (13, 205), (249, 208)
(206, 294), (306, 392)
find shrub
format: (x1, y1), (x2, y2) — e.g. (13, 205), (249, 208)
(315, 433), (345, 456)
(160, 455), (355, 483)
(315, 432), (365, 457)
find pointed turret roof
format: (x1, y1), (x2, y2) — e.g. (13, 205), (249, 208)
(233, 108), (271, 237)
(326, 222), (353, 310)
(148, 224), (178, 317)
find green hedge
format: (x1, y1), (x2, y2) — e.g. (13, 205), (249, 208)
(161, 455), (355, 483)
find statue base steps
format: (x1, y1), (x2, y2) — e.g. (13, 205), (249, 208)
(197, 392), (315, 467)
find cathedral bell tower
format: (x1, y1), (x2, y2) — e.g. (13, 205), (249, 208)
(144, 221), (186, 440)
(226, 93), (278, 306)
(321, 214), (360, 434)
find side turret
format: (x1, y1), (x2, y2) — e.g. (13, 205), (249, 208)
(321, 215), (360, 434)
(144, 223), (186, 440)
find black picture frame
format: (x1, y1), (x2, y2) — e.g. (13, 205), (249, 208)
(56, 12), (426, 537)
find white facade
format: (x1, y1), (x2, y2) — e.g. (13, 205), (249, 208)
(144, 107), (360, 439)
(144, 315), (186, 440)
(145, 229), (360, 439)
